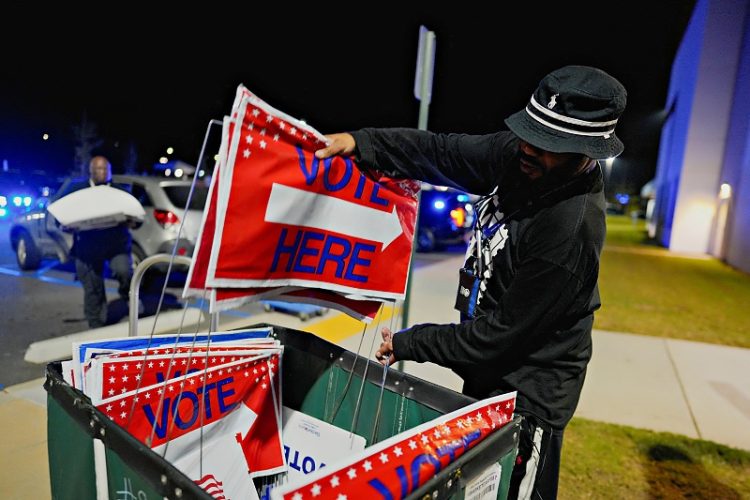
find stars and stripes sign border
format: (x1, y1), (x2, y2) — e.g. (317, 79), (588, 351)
(270, 391), (516, 500)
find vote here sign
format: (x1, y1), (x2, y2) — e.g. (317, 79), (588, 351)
(183, 119), (382, 321)
(206, 88), (419, 300)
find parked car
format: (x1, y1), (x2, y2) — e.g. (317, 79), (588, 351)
(416, 185), (476, 252)
(9, 174), (209, 271)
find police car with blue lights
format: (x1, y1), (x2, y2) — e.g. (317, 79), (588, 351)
(416, 185), (476, 252)
(0, 170), (60, 219)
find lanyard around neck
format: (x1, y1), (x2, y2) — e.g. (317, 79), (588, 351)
(470, 164), (597, 270)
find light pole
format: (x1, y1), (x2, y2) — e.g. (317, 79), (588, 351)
(401, 26), (436, 331)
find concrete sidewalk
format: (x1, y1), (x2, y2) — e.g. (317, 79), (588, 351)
(2, 253), (750, 498)
(578, 330), (750, 450)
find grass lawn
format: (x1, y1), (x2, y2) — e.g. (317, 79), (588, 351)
(560, 418), (750, 499)
(557, 215), (750, 497)
(595, 215), (750, 347)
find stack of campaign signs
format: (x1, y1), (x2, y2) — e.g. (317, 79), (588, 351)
(64, 326), (517, 499)
(65, 327), (286, 500)
(183, 85), (421, 322)
(47, 185), (145, 230)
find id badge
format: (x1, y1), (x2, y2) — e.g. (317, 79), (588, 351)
(455, 268), (480, 317)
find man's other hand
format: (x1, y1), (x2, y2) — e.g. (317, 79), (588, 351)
(315, 133), (356, 159)
(375, 327), (396, 366)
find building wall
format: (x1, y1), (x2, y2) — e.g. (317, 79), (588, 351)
(721, 8), (750, 272)
(670, 0), (746, 253)
(654, 0), (706, 247)
(654, 0), (750, 269)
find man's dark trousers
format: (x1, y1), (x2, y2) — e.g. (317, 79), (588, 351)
(75, 253), (131, 328)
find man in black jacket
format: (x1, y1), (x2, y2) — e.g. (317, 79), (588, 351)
(315, 65), (627, 499)
(58, 156), (133, 328)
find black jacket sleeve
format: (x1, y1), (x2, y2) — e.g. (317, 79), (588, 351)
(391, 255), (586, 368)
(351, 128), (517, 195)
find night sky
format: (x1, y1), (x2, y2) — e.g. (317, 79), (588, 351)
(1, 3), (697, 195)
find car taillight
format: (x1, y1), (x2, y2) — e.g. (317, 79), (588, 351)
(153, 209), (180, 227)
(450, 207), (466, 228)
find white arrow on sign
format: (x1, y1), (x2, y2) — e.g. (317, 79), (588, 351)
(264, 183), (404, 250)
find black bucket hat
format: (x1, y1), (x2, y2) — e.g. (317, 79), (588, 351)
(505, 65), (627, 159)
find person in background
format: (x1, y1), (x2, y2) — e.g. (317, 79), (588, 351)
(315, 65), (627, 499)
(59, 156), (133, 328)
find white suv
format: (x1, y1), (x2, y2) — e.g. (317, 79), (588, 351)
(10, 174), (209, 270)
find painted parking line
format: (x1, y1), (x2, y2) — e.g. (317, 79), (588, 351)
(34, 260), (62, 276)
(305, 304), (400, 344)
(0, 264), (119, 293)
(0, 264), (257, 320)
